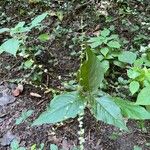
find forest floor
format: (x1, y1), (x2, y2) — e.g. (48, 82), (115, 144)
(0, 0), (150, 150)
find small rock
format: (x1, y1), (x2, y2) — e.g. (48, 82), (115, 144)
(0, 131), (16, 146)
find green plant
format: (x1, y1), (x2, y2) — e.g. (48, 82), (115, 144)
(87, 28), (123, 71)
(0, 12), (48, 56)
(31, 143), (44, 150)
(50, 144), (58, 150)
(133, 145), (142, 150)
(32, 44), (150, 131)
(10, 140), (45, 150)
(10, 139), (26, 150)
(0, 12), (49, 83)
(15, 110), (34, 125)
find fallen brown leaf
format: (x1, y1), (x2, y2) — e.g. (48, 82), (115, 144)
(12, 84), (24, 97)
(30, 92), (42, 98)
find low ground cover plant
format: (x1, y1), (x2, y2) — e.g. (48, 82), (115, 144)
(0, 8), (150, 149)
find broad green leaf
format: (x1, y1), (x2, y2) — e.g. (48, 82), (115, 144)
(134, 58), (143, 67)
(10, 139), (19, 150)
(18, 147), (26, 150)
(118, 51), (137, 64)
(38, 33), (50, 42)
(100, 28), (110, 37)
(97, 54), (104, 61)
(16, 110), (34, 125)
(129, 81), (140, 95)
(101, 60), (109, 73)
(31, 144), (36, 150)
(79, 48), (104, 92)
(39, 143), (44, 150)
(50, 144), (58, 150)
(0, 38), (20, 56)
(30, 12), (48, 28)
(0, 28), (10, 34)
(90, 41), (103, 48)
(113, 60), (125, 68)
(127, 69), (140, 79)
(11, 139), (26, 150)
(14, 21), (25, 28)
(11, 21), (30, 34)
(107, 34), (118, 41)
(91, 96), (128, 130)
(146, 105), (150, 112)
(100, 47), (109, 56)
(134, 146), (142, 150)
(24, 59), (34, 69)
(107, 40), (121, 48)
(32, 92), (85, 126)
(11, 27), (30, 34)
(56, 11), (63, 21)
(114, 97), (150, 119)
(88, 36), (104, 48)
(136, 87), (150, 105)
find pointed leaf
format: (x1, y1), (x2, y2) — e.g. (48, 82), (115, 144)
(88, 37), (104, 48)
(14, 21), (25, 28)
(100, 47), (109, 56)
(91, 96), (128, 130)
(30, 12), (48, 28)
(129, 81), (140, 95)
(16, 110), (34, 125)
(10, 139), (19, 150)
(0, 28), (10, 34)
(24, 59), (34, 69)
(50, 144), (58, 150)
(136, 87), (150, 105)
(114, 97), (150, 119)
(38, 33), (50, 42)
(101, 60), (109, 73)
(107, 34), (118, 40)
(127, 69), (140, 79)
(79, 48), (104, 92)
(32, 92), (85, 126)
(0, 39), (20, 56)
(118, 51), (137, 64)
(100, 28), (110, 37)
(107, 40), (121, 48)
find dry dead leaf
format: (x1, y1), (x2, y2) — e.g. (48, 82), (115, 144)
(30, 92), (42, 98)
(12, 84), (23, 97)
(12, 89), (20, 97)
(17, 84), (24, 92)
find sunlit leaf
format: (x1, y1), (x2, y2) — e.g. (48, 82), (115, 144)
(118, 51), (137, 64)
(100, 47), (109, 56)
(88, 37), (103, 48)
(79, 48), (104, 92)
(32, 92), (85, 126)
(38, 33), (50, 42)
(24, 59), (34, 69)
(136, 87), (150, 105)
(0, 28), (10, 34)
(100, 28), (110, 37)
(91, 96), (128, 130)
(107, 40), (121, 48)
(30, 12), (48, 28)
(0, 38), (20, 56)
(114, 97), (150, 119)
(50, 144), (58, 150)
(129, 81), (140, 95)
(16, 110), (34, 125)
(127, 69), (140, 79)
